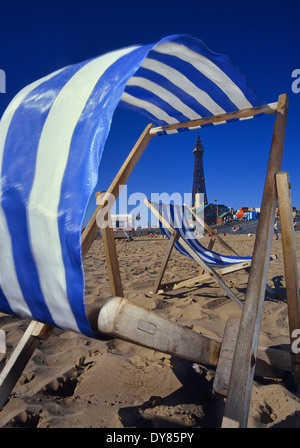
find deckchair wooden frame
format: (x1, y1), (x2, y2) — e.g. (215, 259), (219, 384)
(145, 198), (247, 308)
(221, 94), (300, 427)
(148, 201), (276, 298)
(0, 95), (298, 430)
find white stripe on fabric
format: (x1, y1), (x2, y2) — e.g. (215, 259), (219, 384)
(0, 68), (64, 316)
(155, 42), (253, 110)
(27, 46), (139, 332)
(121, 91), (179, 134)
(125, 77), (201, 121)
(141, 58), (226, 116)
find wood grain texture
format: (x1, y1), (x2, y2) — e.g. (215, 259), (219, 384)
(222, 94), (289, 428)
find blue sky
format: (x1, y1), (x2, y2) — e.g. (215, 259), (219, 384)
(0, 0), (299, 228)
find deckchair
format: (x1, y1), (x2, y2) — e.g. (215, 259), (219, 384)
(0, 34), (297, 429)
(145, 201), (276, 305)
(145, 200), (253, 307)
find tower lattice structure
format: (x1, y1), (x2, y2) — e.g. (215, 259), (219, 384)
(191, 132), (208, 208)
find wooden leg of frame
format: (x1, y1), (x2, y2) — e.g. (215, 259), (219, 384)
(276, 171), (300, 382)
(101, 212), (124, 297)
(222, 93), (289, 428)
(153, 230), (179, 294)
(0, 321), (52, 408)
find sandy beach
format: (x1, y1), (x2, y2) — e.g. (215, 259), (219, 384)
(0, 229), (300, 428)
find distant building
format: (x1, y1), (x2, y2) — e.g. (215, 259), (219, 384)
(187, 203), (231, 226)
(233, 207), (260, 220)
(217, 210), (233, 225)
(111, 214), (135, 238)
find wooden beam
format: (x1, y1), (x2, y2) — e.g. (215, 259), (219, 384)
(81, 124), (153, 259)
(153, 230), (179, 294)
(156, 260), (252, 293)
(276, 171), (300, 382)
(0, 321), (53, 408)
(149, 102), (278, 136)
(97, 296), (221, 366)
(222, 93), (289, 428)
(101, 212), (124, 297)
(95, 296), (291, 377)
(213, 318), (240, 396)
(95, 192), (123, 297)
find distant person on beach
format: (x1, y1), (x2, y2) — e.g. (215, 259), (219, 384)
(232, 224), (241, 232)
(274, 220), (279, 240)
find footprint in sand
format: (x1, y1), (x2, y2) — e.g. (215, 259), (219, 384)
(6, 410), (41, 428)
(42, 376), (78, 397)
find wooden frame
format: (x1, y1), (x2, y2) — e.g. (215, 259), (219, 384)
(185, 203), (277, 298)
(1, 95), (298, 430)
(145, 198), (252, 308)
(222, 94), (292, 428)
(276, 172), (300, 382)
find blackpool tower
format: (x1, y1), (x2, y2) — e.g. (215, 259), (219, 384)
(191, 131), (208, 208)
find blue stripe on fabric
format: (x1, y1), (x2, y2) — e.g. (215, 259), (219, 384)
(147, 51), (240, 113)
(168, 35), (264, 107)
(0, 61), (90, 326)
(124, 66), (213, 118)
(57, 45), (155, 337)
(124, 85), (191, 123)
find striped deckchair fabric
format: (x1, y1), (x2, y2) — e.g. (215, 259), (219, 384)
(152, 202), (252, 267)
(0, 34), (264, 337)
(120, 35), (264, 135)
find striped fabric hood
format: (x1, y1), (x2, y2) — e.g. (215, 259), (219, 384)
(0, 35), (263, 336)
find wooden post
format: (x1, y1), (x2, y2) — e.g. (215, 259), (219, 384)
(95, 192), (124, 297)
(101, 212), (124, 297)
(153, 230), (179, 294)
(222, 94), (289, 428)
(96, 296), (291, 376)
(81, 124), (153, 259)
(0, 321), (52, 408)
(90, 124), (154, 295)
(97, 296), (221, 366)
(276, 172), (300, 382)
(213, 317), (240, 396)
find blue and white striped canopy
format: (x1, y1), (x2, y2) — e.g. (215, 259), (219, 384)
(0, 35), (263, 337)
